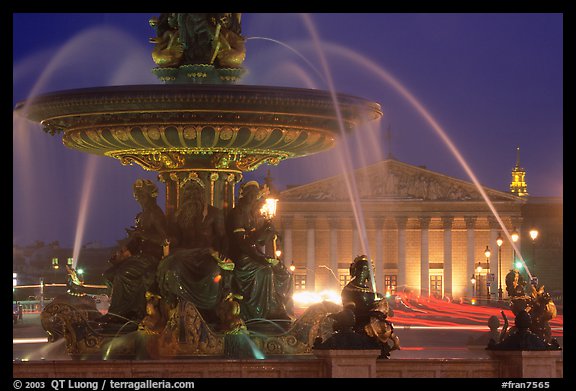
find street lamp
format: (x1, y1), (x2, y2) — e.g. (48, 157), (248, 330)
(529, 228), (538, 270)
(511, 227), (519, 269)
(470, 274), (476, 300)
(484, 246), (491, 300)
(475, 261), (483, 299)
(496, 233), (503, 300)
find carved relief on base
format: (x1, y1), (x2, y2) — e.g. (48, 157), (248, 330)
(41, 297), (341, 359)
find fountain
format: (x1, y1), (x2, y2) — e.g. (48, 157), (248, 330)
(14, 13), (382, 361)
(13, 13), (562, 379)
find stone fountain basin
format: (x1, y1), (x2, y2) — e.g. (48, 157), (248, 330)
(15, 84), (382, 171)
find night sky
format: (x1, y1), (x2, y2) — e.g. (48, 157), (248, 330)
(13, 13), (563, 249)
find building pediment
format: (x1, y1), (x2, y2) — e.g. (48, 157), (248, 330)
(280, 159), (521, 202)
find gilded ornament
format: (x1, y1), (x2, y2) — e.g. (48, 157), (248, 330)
(219, 127), (234, 140)
(254, 127), (269, 141)
(183, 127), (197, 140)
(86, 130), (100, 142)
(112, 127), (130, 142)
(305, 132), (321, 144)
(210, 172), (220, 182)
(284, 130), (299, 143)
(147, 126), (162, 140)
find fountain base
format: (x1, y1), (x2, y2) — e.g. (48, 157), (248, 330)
(152, 64), (246, 84)
(40, 297), (340, 360)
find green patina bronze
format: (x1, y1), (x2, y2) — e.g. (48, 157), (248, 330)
(149, 13), (246, 84)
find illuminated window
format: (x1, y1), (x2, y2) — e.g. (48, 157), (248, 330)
(338, 269), (352, 289)
(430, 275), (443, 298)
(294, 274), (306, 291)
(384, 275), (397, 294)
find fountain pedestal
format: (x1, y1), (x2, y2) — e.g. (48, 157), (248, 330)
(489, 350), (562, 378)
(313, 349), (381, 378)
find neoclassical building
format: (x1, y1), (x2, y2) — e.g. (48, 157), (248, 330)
(274, 158), (527, 301)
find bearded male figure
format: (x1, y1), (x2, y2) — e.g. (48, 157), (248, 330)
(156, 178), (233, 323)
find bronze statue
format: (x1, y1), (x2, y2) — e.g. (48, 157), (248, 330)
(487, 269), (560, 350)
(100, 179), (170, 327)
(150, 13), (245, 69)
(156, 177), (234, 323)
(487, 310), (560, 351)
(528, 284), (557, 342)
(227, 181), (293, 321)
(317, 255), (400, 358)
(149, 13), (184, 67)
(505, 269), (527, 298)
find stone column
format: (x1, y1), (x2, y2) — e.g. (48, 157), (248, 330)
(488, 217), (500, 299)
(465, 216), (477, 299)
(306, 216), (316, 291)
(395, 216), (408, 293)
(511, 217), (524, 271)
(282, 215), (294, 266)
(352, 225), (359, 257)
(442, 216), (454, 299)
(373, 217), (385, 292)
(419, 216), (431, 297)
(328, 217), (340, 289)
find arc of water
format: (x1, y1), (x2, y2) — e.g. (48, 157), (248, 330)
(318, 42), (532, 280)
(71, 155), (98, 269)
(246, 37), (327, 85)
(300, 13), (371, 260)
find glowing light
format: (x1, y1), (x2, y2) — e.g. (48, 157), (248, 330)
(515, 261), (523, 269)
(292, 291), (321, 306)
(213, 274), (222, 283)
(496, 233), (503, 247)
(13, 338), (49, 344)
(260, 198), (278, 219)
(530, 228), (539, 241)
(292, 289), (342, 307)
(77, 268), (84, 275)
(318, 290), (342, 304)
(289, 263), (296, 272)
(385, 291), (391, 298)
(471, 298), (476, 305)
(275, 250), (282, 258)
(511, 228), (519, 243)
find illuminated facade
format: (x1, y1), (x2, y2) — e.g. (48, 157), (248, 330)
(276, 158), (527, 300)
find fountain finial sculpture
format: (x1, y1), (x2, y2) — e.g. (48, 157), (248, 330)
(149, 13), (246, 84)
